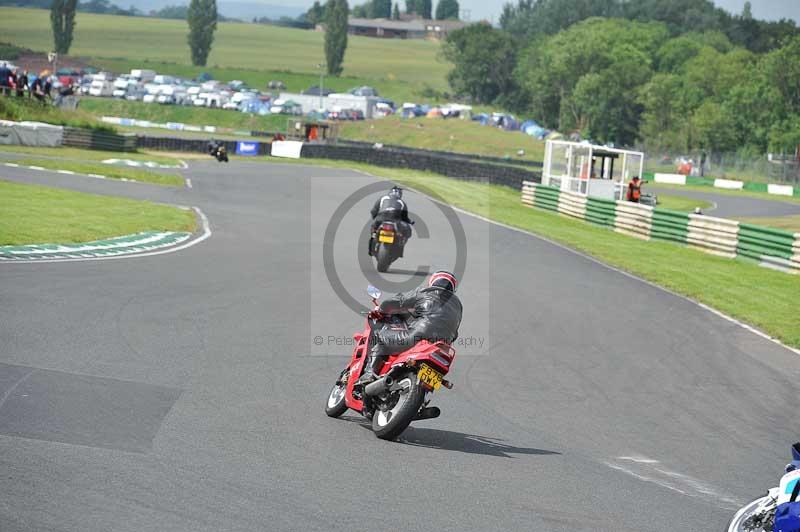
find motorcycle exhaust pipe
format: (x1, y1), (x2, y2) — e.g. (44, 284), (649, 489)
(364, 375), (394, 397)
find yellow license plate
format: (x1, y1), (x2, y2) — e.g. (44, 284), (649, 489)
(378, 234), (394, 244)
(418, 363), (442, 390)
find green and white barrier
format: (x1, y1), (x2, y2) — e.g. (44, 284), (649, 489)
(647, 172), (797, 197)
(520, 182), (799, 274)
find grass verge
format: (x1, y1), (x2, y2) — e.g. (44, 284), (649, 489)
(0, 145), (182, 165)
(737, 215), (800, 233)
(0, 95), (110, 131)
(338, 115), (545, 163)
(657, 194), (713, 212)
(260, 156), (800, 348)
(13, 158), (184, 186)
(0, 179), (195, 245)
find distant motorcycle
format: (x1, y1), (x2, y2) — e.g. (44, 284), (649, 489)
(324, 285), (456, 440)
(213, 145), (229, 163)
(370, 220), (412, 273)
(727, 443), (800, 531)
(208, 142), (229, 163)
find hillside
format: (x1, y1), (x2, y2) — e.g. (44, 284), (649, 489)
(0, 7), (449, 100)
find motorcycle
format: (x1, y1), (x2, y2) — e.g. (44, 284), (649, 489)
(727, 443), (800, 531)
(213, 145), (229, 163)
(324, 285), (456, 440)
(370, 220), (411, 273)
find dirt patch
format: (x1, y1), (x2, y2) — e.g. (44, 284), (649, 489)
(14, 52), (94, 75)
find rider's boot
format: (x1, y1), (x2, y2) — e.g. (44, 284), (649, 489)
(356, 354), (384, 386)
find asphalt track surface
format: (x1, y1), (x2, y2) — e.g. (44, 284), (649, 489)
(650, 185), (800, 218)
(2, 160), (800, 532)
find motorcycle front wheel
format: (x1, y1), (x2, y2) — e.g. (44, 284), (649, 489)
(726, 495), (774, 532)
(325, 369), (349, 418)
(372, 371), (425, 440)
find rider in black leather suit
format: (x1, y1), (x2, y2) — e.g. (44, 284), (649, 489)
(357, 271), (462, 385)
(369, 186), (413, 255)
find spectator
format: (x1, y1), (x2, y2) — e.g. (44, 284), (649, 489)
(626, 176), (647, 203)
(30, 76), (46, 103)
(16, 70), (28, 98)
(273, 132), (285, 142)
(0, 64), (11, 95)
(53, 83), (75, 107)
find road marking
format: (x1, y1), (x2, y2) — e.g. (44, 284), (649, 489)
(385, 175), (800, 358)
(4, 162), (19, 167)
(185, 178), (192, 188)
(57, 170), (75, 175)
(28, 166), (44, 171)
(0, 207), (211, 264)
(88, 173), (106, 179)
(608, 456), (743, 509)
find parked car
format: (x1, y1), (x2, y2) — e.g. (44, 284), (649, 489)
(268, 80), (286, 90)
(130, 69), (156, 83)
(349, 85), (378, 97)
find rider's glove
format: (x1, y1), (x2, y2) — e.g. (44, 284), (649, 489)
(367, 310), (384, 320)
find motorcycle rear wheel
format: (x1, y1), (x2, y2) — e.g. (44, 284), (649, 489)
(371, 371), (424, 440)
(376, 244), (391, 273)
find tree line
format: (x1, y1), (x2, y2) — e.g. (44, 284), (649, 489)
(443, 0), (800, 154)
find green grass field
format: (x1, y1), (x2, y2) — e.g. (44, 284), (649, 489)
(0, 179), (195, 245)
(656, 194), (713, 212)
(0, 7), (449, 102)
(339, 115), (546, 162)
(259, 156), (800, 348)
(13, 158), (184, 185)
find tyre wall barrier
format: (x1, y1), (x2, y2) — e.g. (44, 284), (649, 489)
(300, 143), (539, 190)
(521, 182), (799, 274)
(137, 135), (539, 189)
(63, 127), (136, 152)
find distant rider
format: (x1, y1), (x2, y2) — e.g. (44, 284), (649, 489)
(357, 271), (462, 385)
(368, 185), (413, 255)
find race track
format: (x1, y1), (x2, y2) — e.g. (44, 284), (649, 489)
(650, 185), (800, 218)
(2, 160), (799, 531)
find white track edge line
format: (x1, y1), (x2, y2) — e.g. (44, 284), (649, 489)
(1, 207), (211, 264)
(351, 171), (800, 358)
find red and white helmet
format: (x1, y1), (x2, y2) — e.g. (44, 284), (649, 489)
(428, 270), (457, 292)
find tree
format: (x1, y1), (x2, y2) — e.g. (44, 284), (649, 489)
(51, 0), (78, 55)
(435, 0), (458, 20)
(443, 23), (518, 104)
(325, 0), (348, 76)
(392, 2), (400, 19)
(373, 0), (391, 18)
(305, 1), (325, 24)
(416, 0), (431, 19)
(187, 0), (217, 66)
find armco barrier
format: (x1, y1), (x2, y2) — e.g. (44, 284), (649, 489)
(650, 209), (689, 245)
(520, 182), (799, 274)
(614, 202), (652, 240)
(686, 214), (739, 258)
(736, 224), (796, 271)
(585, 196), (616, 227)
(63, 127), (136, 152)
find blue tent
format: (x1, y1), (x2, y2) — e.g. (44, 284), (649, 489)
(471, 113), (490, 125)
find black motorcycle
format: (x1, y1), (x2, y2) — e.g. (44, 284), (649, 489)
(213, 145), (229, 163)
(370, 221), (411, 272)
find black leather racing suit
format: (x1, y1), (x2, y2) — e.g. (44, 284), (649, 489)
(365, 286), (463, 375)
(370, 195), (412, 239)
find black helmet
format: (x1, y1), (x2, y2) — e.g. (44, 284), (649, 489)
(389, 186), (403, 198)
(428, 270), (457, 292)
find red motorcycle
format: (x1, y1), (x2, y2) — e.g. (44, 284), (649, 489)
(324, 285), (457, 440)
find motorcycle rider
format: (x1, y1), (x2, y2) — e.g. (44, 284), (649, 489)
(356, 271), (462, 385)
(368, 186), (413, 256)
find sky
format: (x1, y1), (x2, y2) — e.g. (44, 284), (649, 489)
(130, 0), (798, 24)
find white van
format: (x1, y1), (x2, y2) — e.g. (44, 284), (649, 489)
(89, 79), (115, 97)
(130, 69), (156, 83)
